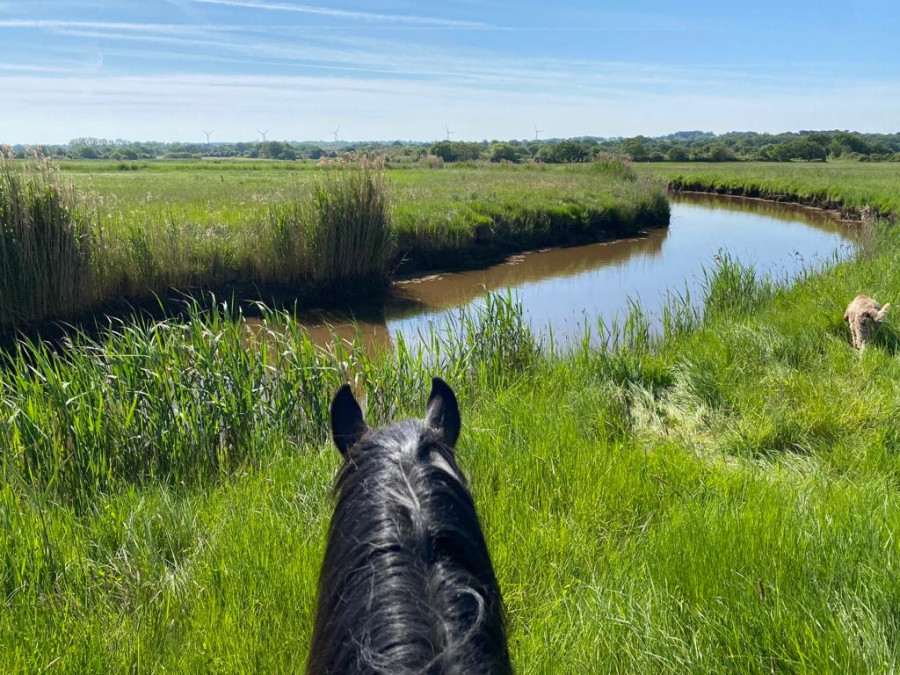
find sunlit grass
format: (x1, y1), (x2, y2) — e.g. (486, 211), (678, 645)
(640, 161), (900, 216)
(0, 159), (94, 323)
(3, 163), (900, 672)
(4, 219), (900, 670)
(1, 160), (668, 326)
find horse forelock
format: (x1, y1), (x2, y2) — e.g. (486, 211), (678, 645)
(339, 420), (464, 487)
(309, 420), (510, 674)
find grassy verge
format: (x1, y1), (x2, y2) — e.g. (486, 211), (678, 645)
(3, 162), (899, 672)
(0, 160), (668, 327)
(0, 160), (397, 326)
(639, 161), (900, 219)
(3, 201), (900, 671)
(388, 162), (668, 271)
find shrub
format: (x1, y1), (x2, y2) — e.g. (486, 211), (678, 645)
(621, 137), (649, 161)
(489, 142), (521, 163)
(707, 143), (737, 162)
(420, 154), (445, 169)
(428, 141), (485, 163)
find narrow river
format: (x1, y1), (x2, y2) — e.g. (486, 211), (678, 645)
(293, 193), (857, 352)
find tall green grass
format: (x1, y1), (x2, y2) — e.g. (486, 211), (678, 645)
(590, 152), (638, 182)
(263, 163), (393, 289)
(3, 162), (899, 672)
(4, 229), (900, 670)
(0, 160), (398, 324)
(390, 165), (669, 271)
(702, 252), (775, 322)
(0, 160), (669, 327)
(0, 159), (94, 323)
(640, 161), (900, 217)
(1, 293), (535, 502)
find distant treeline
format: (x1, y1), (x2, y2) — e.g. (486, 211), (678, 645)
(8, 130), (900, 163)
(604, 130), (900, 163)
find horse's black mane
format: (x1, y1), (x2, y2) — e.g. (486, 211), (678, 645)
(308, 416), (510, 674)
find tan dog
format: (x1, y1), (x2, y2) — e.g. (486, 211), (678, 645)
(844, 294), (890, 351)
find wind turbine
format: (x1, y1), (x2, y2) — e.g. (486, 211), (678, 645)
(533, 123), (544, 141)
(331, 125), (341, 142)
(202, 130), (214, 144)
(257, 128), (270, 142)
(444, 124), (454, 141)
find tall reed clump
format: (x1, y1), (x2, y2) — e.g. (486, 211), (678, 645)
(423, 291), (540, 384)
(591, 153), (638, 182)
(265, 159), (394, 295)
(702, 251), (775, 323)
(0, 155), (94, 325)
(0, 292), (536, 503)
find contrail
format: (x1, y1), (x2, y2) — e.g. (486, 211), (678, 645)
(190, 0), (489, 29)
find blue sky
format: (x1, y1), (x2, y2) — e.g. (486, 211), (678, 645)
(1, 0), (898, 143)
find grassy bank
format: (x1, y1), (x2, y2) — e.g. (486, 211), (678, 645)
(0, 160), (668, 327)
(639, 161), (900, 218)
(3, 163), (900, 672)
(75, 159), (668, 272)
(3, 218), (900, 670)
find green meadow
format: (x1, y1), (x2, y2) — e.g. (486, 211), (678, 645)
(2, 161), (900, 672)
(639, 161), (900, 216)
(0, 159), (668, 326)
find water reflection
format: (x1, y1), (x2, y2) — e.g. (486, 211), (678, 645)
(389, 228), (668, 315)
(290, 194), (856, 352)
(276, 310), (395, 353)
(673, 191), (851, 234)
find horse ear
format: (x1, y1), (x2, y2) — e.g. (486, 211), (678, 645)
(877, 303), (891, 322)
(425, 377), (461, 448)
(330, 384), (368, 455)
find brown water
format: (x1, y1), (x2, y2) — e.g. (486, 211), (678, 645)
(290, 194), (857, 351)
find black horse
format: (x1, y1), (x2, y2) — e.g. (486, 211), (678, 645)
(308, 378), (511, 674)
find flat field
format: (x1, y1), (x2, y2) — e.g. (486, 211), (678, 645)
(1, 160), (668, 326)
(639, 160), (900, 215)
(67, 159), (669, 255)
(2, 163), (900, 672)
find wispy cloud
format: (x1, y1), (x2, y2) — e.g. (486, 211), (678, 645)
(3, 72), (898, 144)
(2, 0), (896, 142)
(164, 0), (196, 12)
(31, 20), (866, 99)
(3, 11), (866, 102)
(0, 19), (236, 32)
(0, 63), (88, 74)
(189, 0), (490, 28)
